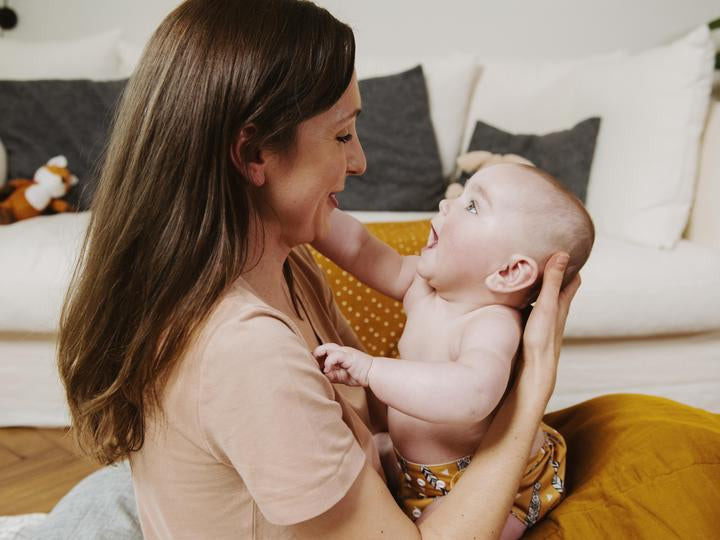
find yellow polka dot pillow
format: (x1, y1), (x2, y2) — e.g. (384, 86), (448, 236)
(309, 220), (431, 358)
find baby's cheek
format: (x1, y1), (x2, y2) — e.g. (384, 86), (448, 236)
(448, 235), (478, 267)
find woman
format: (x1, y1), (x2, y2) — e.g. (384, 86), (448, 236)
(58, 0), (580, 538)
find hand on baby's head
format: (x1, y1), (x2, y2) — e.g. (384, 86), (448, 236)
(313, 343), (374, 387)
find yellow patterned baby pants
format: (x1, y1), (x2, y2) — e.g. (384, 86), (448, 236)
(394, 422), (566, 526)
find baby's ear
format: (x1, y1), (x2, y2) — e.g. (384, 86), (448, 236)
(485, 254), (539, 294)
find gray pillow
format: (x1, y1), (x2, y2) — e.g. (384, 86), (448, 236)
(0, 79), (126, 210)
(337, 65), (444, 211)
(461, 117), (601, 203)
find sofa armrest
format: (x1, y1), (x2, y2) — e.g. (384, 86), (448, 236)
(685, 99), (720, 250)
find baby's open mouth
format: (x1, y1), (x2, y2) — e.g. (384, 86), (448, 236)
(426, 224), (439, 249)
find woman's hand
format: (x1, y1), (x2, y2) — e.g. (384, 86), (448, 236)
(520, 252), (581, 402)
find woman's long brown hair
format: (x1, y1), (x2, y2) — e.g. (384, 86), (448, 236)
(57, 0), (355, 465)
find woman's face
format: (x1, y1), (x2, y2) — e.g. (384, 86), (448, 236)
(261, 72), (366, 246)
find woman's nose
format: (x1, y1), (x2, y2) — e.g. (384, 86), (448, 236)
(346, 138), (367, 176)
(439, 199), (449, 215)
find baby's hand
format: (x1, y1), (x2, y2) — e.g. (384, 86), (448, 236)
(313, 343), (374, 387)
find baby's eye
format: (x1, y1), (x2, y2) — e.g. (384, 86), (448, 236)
(465, 199), (478, 214)
(337, 133), (353, 144)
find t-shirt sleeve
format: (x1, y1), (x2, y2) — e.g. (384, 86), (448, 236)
(198, 311), (367, 526)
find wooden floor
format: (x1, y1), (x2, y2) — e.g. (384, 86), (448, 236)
(0, 427), (101, 515)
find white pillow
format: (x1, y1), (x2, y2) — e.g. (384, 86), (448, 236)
(463, 25), (715, 249)
(117, 40), (144, 77)
(356, 54), (479, 181)
(686, 100), (720, 250)
(0, 30), (122, 80)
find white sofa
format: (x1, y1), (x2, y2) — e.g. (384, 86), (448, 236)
(1, 29), (719, 427)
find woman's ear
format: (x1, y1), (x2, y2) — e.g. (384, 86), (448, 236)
(485, 254), (539, 294)
(230, 124), (266, 187)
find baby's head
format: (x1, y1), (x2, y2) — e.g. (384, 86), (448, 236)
(418, 163), (594, 307)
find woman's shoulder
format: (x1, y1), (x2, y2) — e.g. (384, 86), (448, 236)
(198, 284), (303, 363)
(190, 245), (329, 377)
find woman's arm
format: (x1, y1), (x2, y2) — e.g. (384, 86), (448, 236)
(290, 252), (580, 539)
(312, 209), (419, 301)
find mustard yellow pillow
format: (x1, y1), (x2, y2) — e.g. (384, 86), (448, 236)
(309, 220), (430, 358)
(528, 394), (720, 538)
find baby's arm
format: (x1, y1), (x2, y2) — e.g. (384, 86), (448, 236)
(314, 308), (522, 424)
(311, 209), (419, 302)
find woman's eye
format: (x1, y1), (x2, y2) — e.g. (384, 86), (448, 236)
(337, 133), (353, 144)
(466, 200), (478, 214)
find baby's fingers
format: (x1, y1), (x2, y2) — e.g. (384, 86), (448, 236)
(558, 273), (581, 327)
(313, 342), (341, 359)
(323, 352), (345, 373)
(327, 368), (352, 385)
(536, 252), (569, 313)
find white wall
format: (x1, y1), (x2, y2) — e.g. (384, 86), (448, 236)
(3, 0), (718, 59)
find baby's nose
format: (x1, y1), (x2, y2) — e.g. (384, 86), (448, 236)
(439, 199), (449, 215)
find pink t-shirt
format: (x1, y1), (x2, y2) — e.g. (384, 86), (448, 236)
(129, 246), (384, 539)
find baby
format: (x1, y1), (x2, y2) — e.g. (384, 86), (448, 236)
(311, 163), (594, 538)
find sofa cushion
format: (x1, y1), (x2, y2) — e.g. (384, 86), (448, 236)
(0, 212), (89, 333)
(459, 117), (601, 203)
(686, 99), (720, 250)
(527, 394), (720, 538)
(3, 216), (720, 336)
(566, 233), (720, 337)
(338, 66), (445, 211)
(464, 26), (715, 248)
(0, 79), (126, 210)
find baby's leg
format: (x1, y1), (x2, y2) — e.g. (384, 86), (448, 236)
(413, 497), (442, 526)
(499, 513), (527, 540)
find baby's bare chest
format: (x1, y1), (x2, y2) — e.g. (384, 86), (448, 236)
(397, 306), (461, 362)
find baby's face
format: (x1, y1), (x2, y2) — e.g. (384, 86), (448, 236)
(417, 164), (544, 294)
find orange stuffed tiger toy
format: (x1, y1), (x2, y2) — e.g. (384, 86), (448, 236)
(0, 155), (79, 225)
